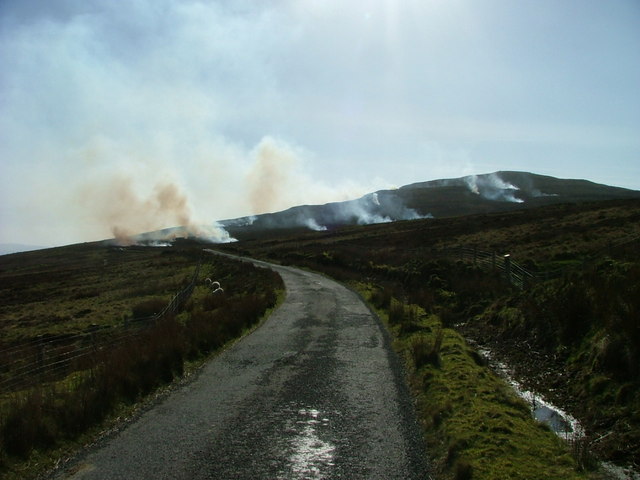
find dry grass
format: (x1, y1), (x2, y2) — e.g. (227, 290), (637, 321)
(0, 244), (198, 343)
(221, 198), (640, 471)
(0, 243), (283, 477)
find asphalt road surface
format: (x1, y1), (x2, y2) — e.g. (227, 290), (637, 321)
(54, 254), (429, 480)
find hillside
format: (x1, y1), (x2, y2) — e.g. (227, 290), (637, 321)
(220, 197), (640, 471)
(2, 197), (638, 478)
(0, 244), (46, 256)
(220, 171), (640, 241)
(0, 242), (283, 479)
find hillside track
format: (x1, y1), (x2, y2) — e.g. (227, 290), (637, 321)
(52, 252), (429, 480)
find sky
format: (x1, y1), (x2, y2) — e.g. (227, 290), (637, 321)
(1, 0), (639, 247)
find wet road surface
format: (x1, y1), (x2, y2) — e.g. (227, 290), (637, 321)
(54, 254), (429, 479)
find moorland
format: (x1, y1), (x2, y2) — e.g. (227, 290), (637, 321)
(0, 243), (283, 479)
(220, 197), (640, 478)
(0, 194), (638, 479)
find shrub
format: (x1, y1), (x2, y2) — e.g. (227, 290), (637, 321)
(409, 330), (443, 368)
(388, 299), (419, 334)
(370, 287), (392, 309)
(388, 298), (405, 326)
(131, 298), (167, 319)
(454, 459), (473, 480)
(0, 255), (284, 467)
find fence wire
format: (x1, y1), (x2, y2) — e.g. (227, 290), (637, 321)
(453, 234), (638, 290)
(0, 260), (201, 395)
(3, 236), (636, 395)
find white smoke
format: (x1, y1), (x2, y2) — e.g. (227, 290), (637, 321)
(465, 175), (481, 195)
(465, 173), (524, 203)
(310, 191), (428, 229)
(245, 137), (384, 215)
(304, 218), (328, 231)
(193, 223), (237, 243)
(531, 189), (559, 198)
(222, 187), (432, 233)
(0, 4), (391, 247)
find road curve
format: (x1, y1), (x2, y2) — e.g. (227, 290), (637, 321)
(54, 253), (429, 480)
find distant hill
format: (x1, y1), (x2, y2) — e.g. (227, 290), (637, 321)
(220, 171), (640, 239)
(0, 243), (45, 256)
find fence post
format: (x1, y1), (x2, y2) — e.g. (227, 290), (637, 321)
(37, 335), (45, 383)
(88, 324), (101, 373)
(473, 246), (478, 266)
(504, 254), (512, 286)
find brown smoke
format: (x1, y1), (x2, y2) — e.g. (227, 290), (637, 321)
(74, 136), (371, 246)
(83, 174), (196, 245)
(246, 137), (297, 215)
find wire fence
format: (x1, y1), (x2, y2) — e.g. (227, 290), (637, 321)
(2, 235), (637, 394)
(0, 260), (201, 395)
(443, 234), (639, 290)
(454, 247), (550, 290)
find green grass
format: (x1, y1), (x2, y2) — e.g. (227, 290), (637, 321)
(354, 283), (586, 480)
(223, 198), (640, 469)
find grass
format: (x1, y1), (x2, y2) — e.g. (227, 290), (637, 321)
(359, 284), (585, 479)
(467, 259), (640, 464)
(219, 198), (640, 475)
(0, 243), (198, 343)
(2, 198), (638, 478)
(0, 244), (284, 479)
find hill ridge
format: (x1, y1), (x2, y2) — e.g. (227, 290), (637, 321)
(220, 171), (640, 240)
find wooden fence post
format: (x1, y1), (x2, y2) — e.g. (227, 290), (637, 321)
(37, 336), (45, 383)
(504, 254), (512, 286)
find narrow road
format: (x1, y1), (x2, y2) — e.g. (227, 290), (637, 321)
(54, 254), (429, 479)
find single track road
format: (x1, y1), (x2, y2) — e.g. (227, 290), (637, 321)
(53, 253), (429, 479)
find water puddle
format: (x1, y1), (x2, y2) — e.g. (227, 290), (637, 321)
(476, 347), (584, 439)
(278, 406), (335, 480)
(466, 343), (640, 479)
(601, 462), (640, 480)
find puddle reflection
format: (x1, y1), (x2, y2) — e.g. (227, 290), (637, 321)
(278, 406), (335, 480)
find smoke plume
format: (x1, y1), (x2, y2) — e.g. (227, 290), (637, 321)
(297, 192), (430, 230)
(81, 175), (235, 246)
(244, 137), (376, 216)
(69, 134), (390, 245)
(465, 173), (524, 203)
(224, 188), (431, 233)
(246, 137), (299, 215)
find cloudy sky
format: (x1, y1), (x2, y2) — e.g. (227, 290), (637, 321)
(1, 0), (639, 246)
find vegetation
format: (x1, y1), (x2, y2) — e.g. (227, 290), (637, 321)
(222, 198), (640, 476)
(364, 285), (583, 479)
(468, 258), (640, 464)
(1, 197), (638, 478)
(0, 242), (199, 343)
(0, 243), (283, 479)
